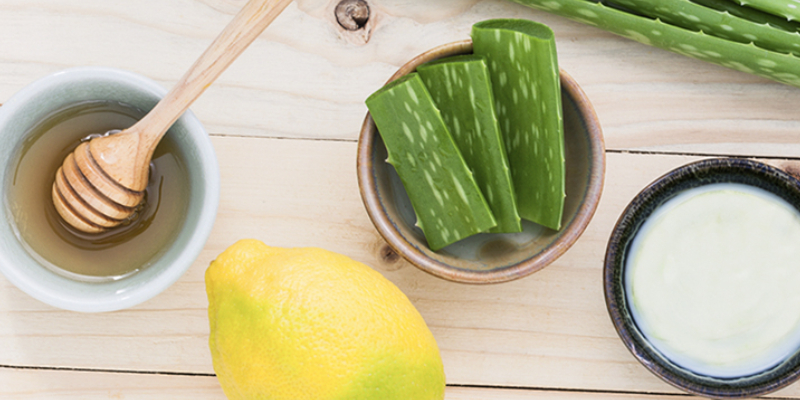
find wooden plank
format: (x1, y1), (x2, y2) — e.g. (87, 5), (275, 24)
(0, 368), (698, 399)
(0, 366), (796, 400)
(447, 386), (691, 399)
(0, 368), (224, 400)
(0, 1), (798, 156)
(3, 135), (800, 396)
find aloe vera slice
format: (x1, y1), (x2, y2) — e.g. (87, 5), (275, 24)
(417, 55), (522, 233)
(508, 0), (800, 88)
(472, 19), (565, 231)
(610, 0), (800, 56)
(366, 73), (497, 251)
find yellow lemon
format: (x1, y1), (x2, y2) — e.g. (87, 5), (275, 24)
(205, 239), (446, 400)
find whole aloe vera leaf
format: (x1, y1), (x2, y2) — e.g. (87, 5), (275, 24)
(472, 19), (565, 231)
(366, 73), (497, 250)
(731, 0), (800, 23)
(417, 55), (522, 233)
(609, 0), (800, 55)
(691, 0), (800, 32)
(508, 0), (800, 88)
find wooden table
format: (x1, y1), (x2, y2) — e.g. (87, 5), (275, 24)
(2, 1), (799, 398)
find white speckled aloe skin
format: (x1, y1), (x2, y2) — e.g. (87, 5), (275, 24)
(472, 19), (565, 231)
(733, 0), (800, 23)
(509, 0), (800, 88)
(609, 0), (800, 57)
(418, 55), (522, 234)
(366, 73), (497, 251)
(626, 183), (800, 378)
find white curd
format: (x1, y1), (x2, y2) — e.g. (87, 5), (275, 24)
(626, 183), (800, 378)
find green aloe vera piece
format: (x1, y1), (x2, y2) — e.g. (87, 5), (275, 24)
(472, 19), (565, 231)
(691, 0), (800, 32)
(417, 55), (522, 233)
(731, 0), (800, 23)
(609, 0), (800, 55)
(366, 73), (497, 251)
(508, 0), (800, 88)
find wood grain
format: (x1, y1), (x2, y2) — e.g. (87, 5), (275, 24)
(0, 367), (724, 399)
(3, 135), (800, 397)
(2, 0), (800, 398)
(0, 1), (798, 154)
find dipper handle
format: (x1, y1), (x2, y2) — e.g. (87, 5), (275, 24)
(54, 0), (293, 233)
(92, 0), (293, 192)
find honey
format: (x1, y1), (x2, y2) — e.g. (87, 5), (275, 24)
(6, 101), (190, 281)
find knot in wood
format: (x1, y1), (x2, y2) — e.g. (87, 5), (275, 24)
(780, 162), (800, 181)
(380, 244), (400, 264)
(335, 0), (369, 31)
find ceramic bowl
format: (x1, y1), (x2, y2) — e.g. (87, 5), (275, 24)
(605, 158), (800, 398)
(357, 40), (605, 283)
(0, 67), (219, 312)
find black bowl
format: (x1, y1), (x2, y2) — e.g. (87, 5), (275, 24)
(605, 157), (800, 398)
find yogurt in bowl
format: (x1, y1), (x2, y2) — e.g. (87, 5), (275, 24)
(627, 182), (800, 378)
(605, 158), (800, 398)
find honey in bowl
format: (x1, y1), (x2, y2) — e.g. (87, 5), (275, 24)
(6, 100), (190, 282)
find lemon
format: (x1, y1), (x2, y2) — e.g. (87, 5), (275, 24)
(205, 239), (446, 400)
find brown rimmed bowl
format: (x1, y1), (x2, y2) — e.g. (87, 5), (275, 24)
(357, 40), (605, 284)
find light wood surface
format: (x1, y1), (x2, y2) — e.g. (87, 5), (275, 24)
(1, 0), (800, 398)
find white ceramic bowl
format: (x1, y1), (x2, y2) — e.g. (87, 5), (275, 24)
(0, 67), (220, 312)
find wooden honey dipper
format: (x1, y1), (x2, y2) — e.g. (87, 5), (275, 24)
(52, 0), (293, 233)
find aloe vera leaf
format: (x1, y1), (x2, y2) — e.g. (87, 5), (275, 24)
(586, 0), (647, 16)
(611, 0), (800, 53)
(417, 55), (522, 233)
(731, 0), (800, 22)
(472, 19), (565, 231)
(609, 0), (800, 55)
(508, 0), (800, 88)
(691, 0), (800, 32)
(365, 73), (497, 250)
